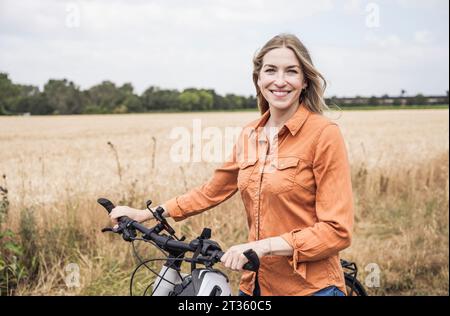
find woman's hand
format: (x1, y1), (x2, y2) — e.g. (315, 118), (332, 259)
(109, 206), (153, 229)
(220, 240), (271, 271)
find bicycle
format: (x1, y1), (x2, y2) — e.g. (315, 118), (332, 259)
(98, 197), (367, 296)
(341, 259), (368, 296)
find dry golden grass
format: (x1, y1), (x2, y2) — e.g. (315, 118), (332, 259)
(0, 109), (448, 296)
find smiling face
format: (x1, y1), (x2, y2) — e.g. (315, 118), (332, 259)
(257, 47), (307, 112)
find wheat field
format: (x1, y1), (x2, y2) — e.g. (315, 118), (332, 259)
(0, 109), (448, 296)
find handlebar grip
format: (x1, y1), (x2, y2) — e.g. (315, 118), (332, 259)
(242, 249), (260, 272)
(97, 198), (116, 213)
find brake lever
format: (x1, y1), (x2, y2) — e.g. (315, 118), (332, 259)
(146, 200), (177, 237)
(101, 226), (122, 233)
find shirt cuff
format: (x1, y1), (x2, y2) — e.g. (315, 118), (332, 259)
(164, 197), (186, 222)
(281, 232), (294, 248)
(281, 231), (307, 279)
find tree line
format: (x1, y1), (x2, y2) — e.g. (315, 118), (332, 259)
(0, 73), (257, 115)
(1, 72), (448, 115)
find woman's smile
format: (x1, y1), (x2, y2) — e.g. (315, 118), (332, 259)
(270, 90), (291, 98)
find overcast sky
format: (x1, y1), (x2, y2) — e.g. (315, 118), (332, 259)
(0, 0), (448, 97)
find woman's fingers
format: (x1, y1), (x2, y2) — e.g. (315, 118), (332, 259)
(110, 206), (130, 227)
(225, 254), (234, 270)
(222, 250), (234, 269)
(221, 247), (249, 271)
(109, 206), (153, 224)
(232, 254), (248, 271)
(110, 207), (120, 219)
(237, 254), (249, 271)
(220, 252), (228, 264)
(230, 253), (239, 270)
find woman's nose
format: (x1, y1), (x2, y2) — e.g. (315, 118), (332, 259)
(274, 72), (287, 86)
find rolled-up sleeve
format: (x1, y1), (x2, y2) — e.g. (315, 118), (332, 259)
(164, 141), (240, 222)
(281, 123), (354, 263)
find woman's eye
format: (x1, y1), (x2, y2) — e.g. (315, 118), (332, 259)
(265, 69), (275, 73)
(288, 70), (298, 74)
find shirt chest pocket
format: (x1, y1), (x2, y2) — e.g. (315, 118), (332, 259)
(266, 157), (300, 194)
(237, 158), (258, 191)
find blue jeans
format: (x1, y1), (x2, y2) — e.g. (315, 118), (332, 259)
(238, 278), (345, 296)
(312, 286), (345, 296)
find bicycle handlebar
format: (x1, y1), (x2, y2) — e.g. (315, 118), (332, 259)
(97, 198), (260, 272)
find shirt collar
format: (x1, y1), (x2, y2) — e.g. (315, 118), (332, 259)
(249, 103), (311, 137)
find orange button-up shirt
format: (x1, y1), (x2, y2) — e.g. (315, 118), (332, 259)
(164, 104), (354, 296)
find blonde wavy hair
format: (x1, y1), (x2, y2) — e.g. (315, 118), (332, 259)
(253, 33), (329, 115)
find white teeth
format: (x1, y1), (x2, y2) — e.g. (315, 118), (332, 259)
(272, 91), (289, 97)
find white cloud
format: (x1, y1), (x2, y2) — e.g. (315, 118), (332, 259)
(396, 0), (448, 10)
(343, 0), (362, 14)
(316, 31), (448, 97)
(364, 33), (403, 48)
(414, 31), (434, 44)
(0, 0), (448, 97)
(0, 0), (336, 95)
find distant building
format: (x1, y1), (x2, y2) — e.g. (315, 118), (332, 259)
(326, 95), (449, 106)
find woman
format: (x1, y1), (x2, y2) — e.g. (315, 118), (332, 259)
(110, 33), (354, 296)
